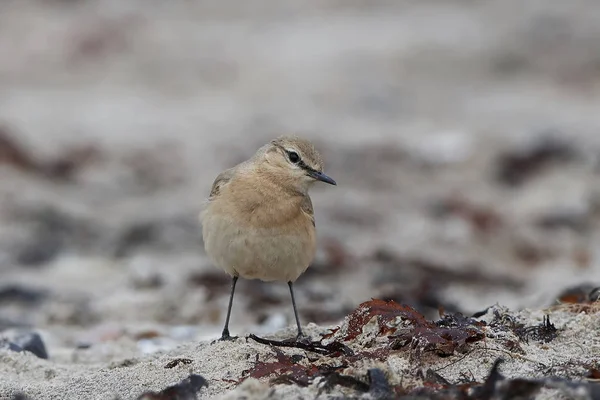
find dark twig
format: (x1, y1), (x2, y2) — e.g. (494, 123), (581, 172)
(247, 334), (354, 356)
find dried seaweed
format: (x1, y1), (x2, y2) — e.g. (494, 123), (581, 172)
(242, 347), (325, 387)
(487, 309), (558, 344)
(430, 196), (503, 234)
(321, 327), (340, 340)
(489, 309), (522, 332)
(500, 339), (525, 355)
(344, 299), (429, 341)
(556, 284), (600, 304)
(349, 347), (391, 363)
(344, 300), (485, 356)
(238, 300), (593, 400)
(588, 368), (600, 379)
(164, 358), (193, 369)
(243, 338), (394, 394)
(515, 315), (558, 344)
(495, 135), (579, 187)
(0, 126), (99, 181)
(407, 315), (484, 356)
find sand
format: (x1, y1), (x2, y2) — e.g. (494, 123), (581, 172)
(1, 306), (599, 399)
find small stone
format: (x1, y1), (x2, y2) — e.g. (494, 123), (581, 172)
(10, 393), (32, 400)
(136, 374), (208, 400)
(8, 331), (48, 359)
(75, 342), (92, 350)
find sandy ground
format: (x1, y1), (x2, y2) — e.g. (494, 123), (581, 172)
(1, 305), (599, 399)
(1, 0), (600, 399)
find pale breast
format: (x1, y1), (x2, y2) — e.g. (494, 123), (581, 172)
(202, 203), (316, 282)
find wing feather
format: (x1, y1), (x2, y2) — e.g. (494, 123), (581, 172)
(300, 195), (315, 227)
(208, 167), (235, 200)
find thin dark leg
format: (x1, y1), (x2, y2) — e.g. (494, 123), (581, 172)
(220, 276), (238, 341)
(288, 281), (304, 340)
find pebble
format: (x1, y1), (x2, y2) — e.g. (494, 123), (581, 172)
(1, 331), (48, 359)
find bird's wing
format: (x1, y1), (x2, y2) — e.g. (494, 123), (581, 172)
(199, 167), (236, 223)
(300, 195), (315, 227)
(208, 167), (235, 200)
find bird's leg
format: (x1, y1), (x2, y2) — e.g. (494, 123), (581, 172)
(220, 276), (238, 341)
(288, 281), (306, 341)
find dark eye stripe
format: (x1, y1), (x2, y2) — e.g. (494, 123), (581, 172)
(299, 160), (316, 173)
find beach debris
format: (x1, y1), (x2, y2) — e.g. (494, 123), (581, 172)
(495, 135), (579, 186)
(164, 358), (193, 369)
(136, 374), (208, 400)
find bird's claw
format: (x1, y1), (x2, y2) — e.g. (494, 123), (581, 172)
(219, 331), (238, 341)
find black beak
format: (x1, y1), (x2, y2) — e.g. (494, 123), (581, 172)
(310, 170), (337, 185)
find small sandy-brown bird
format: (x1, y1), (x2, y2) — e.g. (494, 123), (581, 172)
(200, 135), (336, 341)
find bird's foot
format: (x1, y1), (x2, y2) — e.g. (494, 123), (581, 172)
(295, 333), (311, 344)
(279, 333), (311, 345)
(219, 330), (238, 341)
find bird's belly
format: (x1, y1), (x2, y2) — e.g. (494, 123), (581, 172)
(202, 213), (315, 282)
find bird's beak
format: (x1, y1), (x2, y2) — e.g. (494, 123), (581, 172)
(310, 170), (337, 185)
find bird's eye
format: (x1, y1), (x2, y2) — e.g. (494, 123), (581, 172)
(287, 151), (300, 164)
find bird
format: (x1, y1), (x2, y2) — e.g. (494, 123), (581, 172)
(200, 135), (336, 341)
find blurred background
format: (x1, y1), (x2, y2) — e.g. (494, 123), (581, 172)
(1, 0), (600, 359)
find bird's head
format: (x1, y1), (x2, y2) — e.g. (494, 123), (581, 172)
(256, 135), (336, 193)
